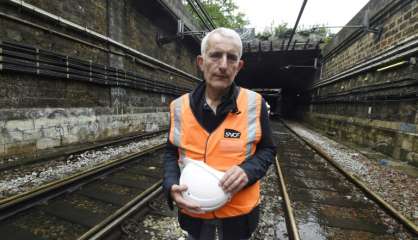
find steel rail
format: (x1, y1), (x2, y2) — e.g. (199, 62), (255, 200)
(0, 143), (166, 214)
(79, 182), (163, 240)
(0, 129), (167, 172)
(7, 0), (202, 82)
(275, 155), (301, 240)
(281, 120), (418, 236)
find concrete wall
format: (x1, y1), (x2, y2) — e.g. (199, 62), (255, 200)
(0, 0), (202, 159)
(301, 0), (418, 167)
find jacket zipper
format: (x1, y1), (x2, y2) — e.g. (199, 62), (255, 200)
(203, 133), (217, 218)
(203, 134), (211, 163)
(202, 113), (226, 163)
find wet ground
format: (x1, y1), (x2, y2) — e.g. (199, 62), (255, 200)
(120, 120), (417, 239)
(272, 120), (415, 239)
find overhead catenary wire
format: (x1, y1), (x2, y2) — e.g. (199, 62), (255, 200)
(186, 0), (215, 31)
(186, 0), (210, 30)
(194, 0), (216, 29)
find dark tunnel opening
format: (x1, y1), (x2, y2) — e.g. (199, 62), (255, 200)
(235, 45), (321, 119)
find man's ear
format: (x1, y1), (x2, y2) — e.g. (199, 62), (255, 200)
(196, 55), (204, 71)
(238, 60), (244, 71)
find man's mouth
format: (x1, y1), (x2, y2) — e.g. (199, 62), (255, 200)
(214, 74), (228, 78)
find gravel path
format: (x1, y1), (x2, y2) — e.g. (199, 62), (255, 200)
(0, 134), (167, 199)
(285, 121), (418, 226)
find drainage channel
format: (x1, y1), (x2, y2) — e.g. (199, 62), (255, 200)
(272, 120), (416, 240)
(0, 144), (165, 240)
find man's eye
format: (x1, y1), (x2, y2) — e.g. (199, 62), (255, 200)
(227, 54), (238, 61)
(210, 53), (223, 59)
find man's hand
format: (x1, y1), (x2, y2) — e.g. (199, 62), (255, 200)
(219, 166), (248, 195)
(170, 184), (205, 214)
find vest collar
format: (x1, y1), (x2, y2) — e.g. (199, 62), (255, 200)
(190, 81), (240, 116)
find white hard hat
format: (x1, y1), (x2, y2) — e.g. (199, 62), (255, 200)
(179, 159), (230, 211)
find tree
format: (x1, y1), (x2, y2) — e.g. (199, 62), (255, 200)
(184, 0), (249, 29)
(274, 23), (293, 39)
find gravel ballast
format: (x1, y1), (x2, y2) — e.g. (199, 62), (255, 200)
(285, 121), (418, 226)
(0, 134), (167, 199)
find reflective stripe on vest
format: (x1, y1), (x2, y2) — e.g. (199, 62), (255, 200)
(171, 96), (185, 162)
(246, 90), (257, 160)
(169, 87), (262, 218)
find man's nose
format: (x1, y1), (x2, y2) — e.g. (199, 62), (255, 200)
(219, 55), (228, 70)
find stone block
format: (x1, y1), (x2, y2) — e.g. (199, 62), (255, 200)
(5, 130), (24, 142)
(401, 135), (413, 151)
(406, 152), (418, 167)
(412, 136), (418, 153)
(5, 119), (35, 131)
(62, 134), (80, 145)
(36, 138), (61, 150)
(5, 141), (37, 155)
(0, 144), (5, 156)
(35, 118), (62, 130)
(22, 129), (41, 142)
(415, 111), (418, 124)
(399, 122), (417, 133)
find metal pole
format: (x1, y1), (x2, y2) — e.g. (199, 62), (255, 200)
(194, 0), (216, 29)
(286, 0), (308, 51)
(186, 0), (211, 30)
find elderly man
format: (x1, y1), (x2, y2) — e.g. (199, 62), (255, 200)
(163, 27), (276, 240)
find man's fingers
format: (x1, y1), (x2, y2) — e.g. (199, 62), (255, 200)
(225, 174), (246, 193)
(176, 198), (205, 214)
(220, 167), (240, 185)
(220, 166), (248, 194)
(172, 184), (187, 192)
(171, 184), (205, 213)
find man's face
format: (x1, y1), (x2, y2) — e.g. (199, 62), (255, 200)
(197, 33), (244, 91)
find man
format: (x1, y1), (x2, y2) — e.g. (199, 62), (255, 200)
(163, 27), (276, 240)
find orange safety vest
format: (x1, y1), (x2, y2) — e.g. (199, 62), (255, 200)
(169, 87), (262, 219)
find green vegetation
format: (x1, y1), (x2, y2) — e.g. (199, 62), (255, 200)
(183, 1), (334, 44)
(183, 0), (249, 29)
(256, 22), (334, 42)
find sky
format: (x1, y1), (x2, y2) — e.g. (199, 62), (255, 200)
(235, 0), (370, 33)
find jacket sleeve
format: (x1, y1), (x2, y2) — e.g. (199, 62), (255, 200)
(163, 123), (180, 210)
(239, 98), (277, 186)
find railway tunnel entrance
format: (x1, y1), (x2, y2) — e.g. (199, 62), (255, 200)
(236, 39), (322, 118)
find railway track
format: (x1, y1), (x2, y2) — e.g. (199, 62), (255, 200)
(272, 120), (417, 240)
(0, 129), (167, 172)
(0, 142), (166, 240)
(0, 130), (166, 201)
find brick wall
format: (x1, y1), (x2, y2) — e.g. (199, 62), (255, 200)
(301, 0), (418, 167)
(321, 0), (417, 79)
(0, 0), (201, 159)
